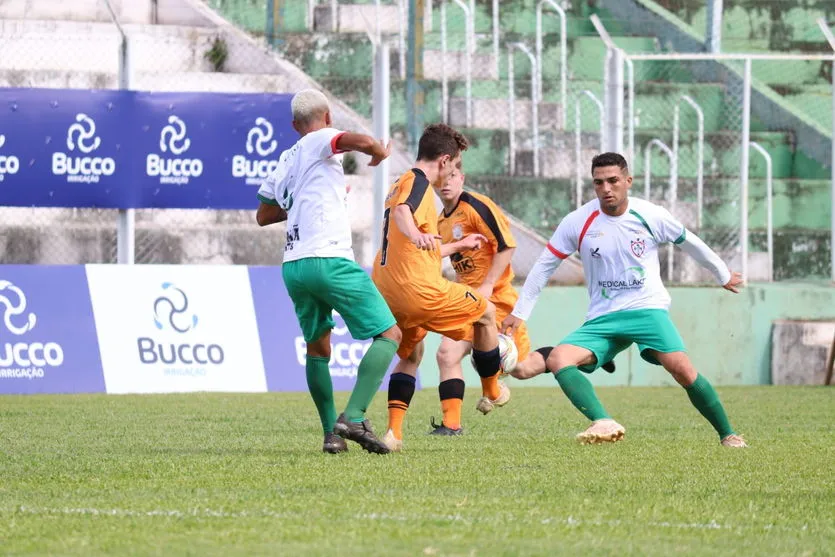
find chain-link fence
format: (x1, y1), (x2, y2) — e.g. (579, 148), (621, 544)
(1, 0), (832, 282)
(619, 52), (833, 283)
(0, 1), (288, 265)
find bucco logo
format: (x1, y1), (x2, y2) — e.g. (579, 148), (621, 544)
(137, 282), (224, 376)
(294, 310), (370, 378)
(0, 133), (20, 182)
(232, 117), (280, 185)
(0, 280), (64, 379)
(147, 115), (203, 185)
(52, 113), (116, 183)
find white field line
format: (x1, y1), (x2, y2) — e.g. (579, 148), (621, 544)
(0, 507), (811, 533)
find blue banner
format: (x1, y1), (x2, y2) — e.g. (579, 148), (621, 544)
(0, 88), (137, 208)
(133, 92), (295, 209)
(0, 88), (296, 210)
(0, 265), (106, 394)
(248, 266), (420, 393)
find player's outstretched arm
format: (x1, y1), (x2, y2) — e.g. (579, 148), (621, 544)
(392, 204), (440, 250)
(501, 247), (564, 335)
(478, 247), (514, 298)
(439, 234), (488, 258)
(677, 230), (741, 291)
(256, 202), (287, 226)
(335, 133), (391, 166)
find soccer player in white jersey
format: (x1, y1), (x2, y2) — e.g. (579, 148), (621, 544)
(502, 152), (748, 448)
(256, 89), (402, 455)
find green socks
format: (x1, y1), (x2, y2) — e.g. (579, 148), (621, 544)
(555, 366), (611, 421)
(685, 374), (735, 439)
(306, 356), (336, 434)
(344, 337), (399, 423)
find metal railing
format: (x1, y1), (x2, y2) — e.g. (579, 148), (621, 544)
(643, 138), (677, 281)
(508, 42), (538, 176)
(749, 141), (773, 282)
(574, 90), (604, 208)
(535, 0), (567, 130)
(440, 0), (473, 126)
(673, 94), (704, 230)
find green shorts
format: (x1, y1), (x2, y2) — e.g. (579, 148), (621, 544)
(559, 308), (686, 373)
(282, 257), (396, 343)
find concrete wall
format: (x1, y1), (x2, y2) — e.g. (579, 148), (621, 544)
(0, 0), (214, 26)
(417, 283), (835, 388)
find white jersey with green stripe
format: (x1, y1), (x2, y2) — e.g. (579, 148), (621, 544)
(548, 197), (686, 321)
(256, 127), (354, 263)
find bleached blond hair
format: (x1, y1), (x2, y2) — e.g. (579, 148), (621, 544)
(291, 89), (330, 125)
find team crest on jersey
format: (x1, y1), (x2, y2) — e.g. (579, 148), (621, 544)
(630, 238), (646, 258)
(452, 224), (463, 240)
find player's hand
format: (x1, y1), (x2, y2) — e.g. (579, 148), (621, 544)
(723, 271), (744, 293)
(501, 314), (525, 337)
(459, 233), (488, 252)
(412, 233), (442, 250)
(368, 139), (392, 167)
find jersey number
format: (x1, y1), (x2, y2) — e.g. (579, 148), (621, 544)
(380, 208), (391, 266)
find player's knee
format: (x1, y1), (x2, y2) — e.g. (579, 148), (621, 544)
(436, 344), (459, 370)
(409, 340), (425, 364)
(478, 301), (496, 325)
(380, 324), (402, 345)
(306, 336), (331, 359)
(547, 345), (587, 374)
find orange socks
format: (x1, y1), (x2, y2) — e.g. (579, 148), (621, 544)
(387, 372), (416, 439)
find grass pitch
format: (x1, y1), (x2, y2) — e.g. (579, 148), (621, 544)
(0, 386), (832, 556)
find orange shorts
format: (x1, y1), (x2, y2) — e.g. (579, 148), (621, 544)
(373, 277), (488, 359)
(460, 290), (531, 362)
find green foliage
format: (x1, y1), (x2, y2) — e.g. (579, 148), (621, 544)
(204, 36), (229, 73)
(342, 152), (358, 175)
(0, 387), (832, 555)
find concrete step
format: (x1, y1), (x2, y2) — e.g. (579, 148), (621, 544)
(313, 4), (402, 34)
(0, 69), (291, 92)
(0, 0), (214, 26)
(0, 20), (279, 75)
(448, 97), (564, 131)
(423, 49), (499, 81)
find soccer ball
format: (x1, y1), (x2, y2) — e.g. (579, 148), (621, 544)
(498, 333), (519, 373)
(470, 333), (518, 374)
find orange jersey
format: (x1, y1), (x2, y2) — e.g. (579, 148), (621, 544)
(437, 191), (517, 294)
(373, 168), (443, 295)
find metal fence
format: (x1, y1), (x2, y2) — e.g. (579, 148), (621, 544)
(1, 0), (833, 284)
(0, 0), (286, 266)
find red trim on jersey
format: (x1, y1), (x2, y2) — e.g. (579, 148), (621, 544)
(330, 132), (348, 155)
(577, 210), (601, 250)
(546, 243), (569, 259)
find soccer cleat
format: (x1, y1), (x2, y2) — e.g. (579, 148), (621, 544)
(322, 432), (348, 454)
(429, 417), (464, 436)
(475, 381), (511, 415)
(602, 361), (616, 373)
(333, 413), (391, 454)
(720, 434), (749, 448)
(576, 419), (626, 445)
(381, 428), (403, 452)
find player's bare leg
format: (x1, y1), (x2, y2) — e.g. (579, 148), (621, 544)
(383, 340), (424, 451)
(548, 344), (625, 444)
(433, 337), (472, 434)
(472, 301), (510, 414)
(510, 346), (616, 380)
(651, 350), (747, 448)
(508, 347), (549, 380)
